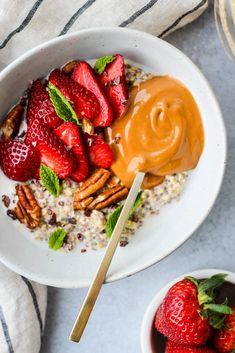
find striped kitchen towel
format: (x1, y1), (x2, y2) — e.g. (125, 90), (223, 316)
(0, 0), (208, 70)
(0, 263), (47, 353)
(0, 1), (207, 353)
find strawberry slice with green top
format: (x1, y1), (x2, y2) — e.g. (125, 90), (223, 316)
(54, 122), (89, 182)
(155, 274), (233, 346)
(0, 140), (40, 182)
(83, 133), (113, 169)
(25, 118), (77, 179)
(72, 61), (113, 127)
(96, 54), (129, 119)
(27, 80), (62, 129)
(49, 69), (100, 120)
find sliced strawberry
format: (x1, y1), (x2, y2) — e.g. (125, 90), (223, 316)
(83, 133), (113, 169)
(0, 140), (40, 182)
(27, 80), (62, 129)
(97, 54), (128, 119)
(54, 122), (89, 182)
(72, 62), (113, 127)
(25, 118), (77, 179)
(49, 69), (100, 120)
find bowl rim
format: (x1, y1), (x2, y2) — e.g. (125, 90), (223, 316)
(0, 27), (227, 287)
(140, 268), (235, 353)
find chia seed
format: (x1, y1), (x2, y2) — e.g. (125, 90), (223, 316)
(114, 135), (121, 144)
(77, 233), (85, 240)
(84, 209), (92, 217)
(48, 213), (57, 225)
(7, 209), (17, 220)
(120, 240), (129, 247)
(68, 217), (77, 224)
(2, 195), (10, 208)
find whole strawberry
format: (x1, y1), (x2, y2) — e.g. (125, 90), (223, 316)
(0, 140), (40, 182)
(165, 341), (216, 353)
(214, 307), (235, 352)
(155, 274), (231, 346)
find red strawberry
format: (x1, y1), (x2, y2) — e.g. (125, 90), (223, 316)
(155, 278), (213, 345)
(25, 118), (76, 179)
(214, 307), (235, 352)
(97, 54), (128, 119)
(0, 140), (40, 182)
(54, 122), (89, 182)
(165, 341), (216, 353)
(27, 80), (62, 129)
(83, 133), (113, 169)
(49, 69), (100, 120)
(72, 61), (113, 127)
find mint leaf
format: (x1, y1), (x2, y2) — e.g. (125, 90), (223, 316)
(40, 164), (60, 197)
(48, 228), (67, 250)
(130, 191), (142, 217)
(106, 191), (142, 238)
(94, 55), (115, 74)
(106, 205), (123, 238)
(48, 82), (82, 125)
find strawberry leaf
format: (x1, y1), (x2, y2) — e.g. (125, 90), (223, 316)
(94, 55), (115, 74)
(204, 303), (233, 315)
(186, 276), (200, 288)
(40, 164), (61, 197)
(48, 82), (82, 126)
(106, 192), (142, 238)
(197, 274), (227, 305)
(208, 312), (227, 329)
(199, 274), (227, 292)
(48, 228), (67, 250)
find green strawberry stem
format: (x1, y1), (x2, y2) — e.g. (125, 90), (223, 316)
(186, 274), (233, 329)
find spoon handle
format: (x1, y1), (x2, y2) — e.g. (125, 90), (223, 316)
(69, 172), (145, 342)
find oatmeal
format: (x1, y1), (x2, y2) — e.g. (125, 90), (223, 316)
(0, 54), (202, 252)
(8, 172), (187, 251)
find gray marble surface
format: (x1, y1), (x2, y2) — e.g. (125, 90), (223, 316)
(40, 4), (235, 353)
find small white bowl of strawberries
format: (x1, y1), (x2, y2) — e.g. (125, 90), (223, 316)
(141, 269), (235, 353)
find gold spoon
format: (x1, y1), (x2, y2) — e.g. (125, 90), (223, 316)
(69, 172), (145, 342)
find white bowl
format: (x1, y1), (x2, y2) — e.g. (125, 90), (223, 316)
(141, 269), (235, 353)
(0, 28), (226, 288)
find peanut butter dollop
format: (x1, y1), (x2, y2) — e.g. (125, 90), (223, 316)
(106, 76), (204, 189)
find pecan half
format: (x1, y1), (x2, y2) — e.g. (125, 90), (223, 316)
(1, 104), (24, 140)
(62, 60), (77, 74)
(106, 176), (120, 188)
(74, 196), (93, 210)
(14, 185), (41, 229)
(74, 169), (128, 211)
(88, 185), (128, 210)
(74, 169), (111, 204)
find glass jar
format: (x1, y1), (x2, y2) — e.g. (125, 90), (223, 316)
(214, 0), (235, 62)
